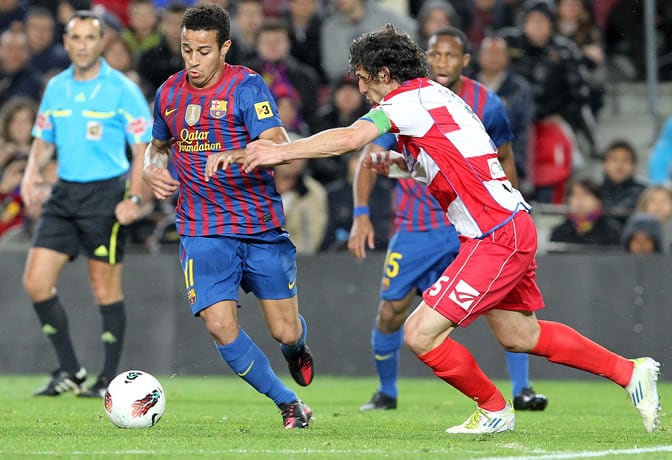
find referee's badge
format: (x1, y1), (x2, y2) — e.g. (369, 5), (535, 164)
(185, 104), (201, 126)
(209, 100), (227, 118)
(86, 121), (103, 140)
(35, 113), (52, 131)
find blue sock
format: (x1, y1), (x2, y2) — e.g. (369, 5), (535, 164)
(372, 327), (403, 399)
(505, 351), (530, 397)
(216, 327), (297, 406)
(280, 314), (307, 357)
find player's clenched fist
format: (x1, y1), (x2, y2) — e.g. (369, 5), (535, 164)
(142, 164), (179, 200)
(363, 150), (407, 177)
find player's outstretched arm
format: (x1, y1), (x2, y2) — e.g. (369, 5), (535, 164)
(142, 138), (179, 200)
(243, 120), (380, 172)
(205, 127), (291, 181)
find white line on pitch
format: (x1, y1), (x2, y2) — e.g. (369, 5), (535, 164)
(480, 445), (672, 460)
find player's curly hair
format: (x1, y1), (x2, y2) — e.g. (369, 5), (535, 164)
(349, 24), (428, 83)
(182, 3), (231, 48)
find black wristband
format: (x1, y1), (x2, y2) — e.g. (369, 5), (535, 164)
(128, 194), (143, 206)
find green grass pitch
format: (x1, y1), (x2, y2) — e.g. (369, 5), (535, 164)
(1, 375), (670, 459)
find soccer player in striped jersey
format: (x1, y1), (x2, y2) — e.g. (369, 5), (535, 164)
(349, 27), (547, 412)
(244, 24), (661, 434)
(142, 4), (313, 429)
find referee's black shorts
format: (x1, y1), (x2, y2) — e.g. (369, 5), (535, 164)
(32, 175), (129, 264)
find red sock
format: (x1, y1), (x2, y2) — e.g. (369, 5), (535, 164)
(417, 337), (506, 411)
(531, 320), (634, 387)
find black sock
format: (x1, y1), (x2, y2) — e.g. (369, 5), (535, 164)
(99, 301), (126, 379)
(33, 296), (80, 373)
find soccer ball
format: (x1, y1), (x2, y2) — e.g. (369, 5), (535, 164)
(104, 370), (166, 429)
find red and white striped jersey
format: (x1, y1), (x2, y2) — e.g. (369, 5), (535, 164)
(367, 78), (530, 238)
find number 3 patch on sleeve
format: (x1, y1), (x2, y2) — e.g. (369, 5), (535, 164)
(254, 101), (273, 120)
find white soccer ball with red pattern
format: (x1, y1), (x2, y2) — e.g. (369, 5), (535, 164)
(104, 370), (166, 428)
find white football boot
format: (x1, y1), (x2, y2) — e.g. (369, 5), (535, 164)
(626, 357), (661, 432)
(445, 401), (515, 434)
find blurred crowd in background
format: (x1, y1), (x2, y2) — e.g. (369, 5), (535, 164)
(1, 0), (672, 256)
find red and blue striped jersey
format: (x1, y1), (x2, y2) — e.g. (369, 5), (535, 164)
(153, 64), (285, 237)
(373, 76), (514, 233)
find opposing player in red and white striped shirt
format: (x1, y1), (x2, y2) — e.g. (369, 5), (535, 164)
(244, 24), (661, 434)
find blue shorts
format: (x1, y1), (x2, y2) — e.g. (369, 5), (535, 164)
(380, 225), (460, 301)
(179, 228), (298, 316)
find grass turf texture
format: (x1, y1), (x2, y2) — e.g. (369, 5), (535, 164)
(1, 376), (670, 459)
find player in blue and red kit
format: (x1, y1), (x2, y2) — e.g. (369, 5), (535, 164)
(349, 27), (547, 412)
(142, 4), (313, 429)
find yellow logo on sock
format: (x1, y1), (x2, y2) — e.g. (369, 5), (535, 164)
(237, 360), (255, 377)
(42, 324), (56, 335)
(374, 353), (395, 361)
(101, 332), (117, 343)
